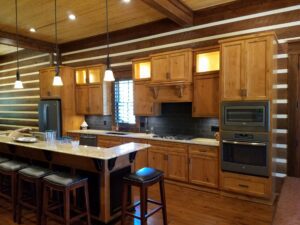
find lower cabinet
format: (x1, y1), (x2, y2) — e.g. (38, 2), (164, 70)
(97, 135), (123, 148)
(67, 132), (80, 140)
(124, 138), (149, 171)
(148, 141), (189, 182)
(188, 145), (218, 188)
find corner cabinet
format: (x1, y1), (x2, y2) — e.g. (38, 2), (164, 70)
(75, 65), (112, 115)
(39, 66), (84, 135)
(219, 32), (277, 101)
(192, 47), (220, 117)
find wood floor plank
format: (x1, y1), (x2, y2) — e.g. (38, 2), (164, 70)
(0, 183), (274, 225)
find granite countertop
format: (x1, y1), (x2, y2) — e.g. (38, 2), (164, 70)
(0, 136), (150, 160)
(68, 129), (219, 147)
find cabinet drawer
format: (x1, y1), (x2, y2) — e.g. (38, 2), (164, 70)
(221, 173), (271, 198)
(97, 135), (123, 148)
(189, 145), (218, 158)
(67, 132), (80, 140)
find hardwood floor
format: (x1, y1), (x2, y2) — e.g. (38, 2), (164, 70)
(0, 183), (274, 225)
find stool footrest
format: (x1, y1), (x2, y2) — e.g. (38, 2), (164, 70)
(126, 205), (163, 219)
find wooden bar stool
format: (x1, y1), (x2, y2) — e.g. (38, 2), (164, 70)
(121, 167), (168, 225)
(42, 173), (91, 225)
(0, 160), (28, 221)
(17, 166), (52, 225)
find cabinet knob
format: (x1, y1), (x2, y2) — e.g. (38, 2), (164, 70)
(166, 72), (170, 80)
(47, 91), (51, 96)
(240, 89), (247, 97)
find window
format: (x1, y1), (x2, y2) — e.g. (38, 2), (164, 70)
(114, 80), (135, 124)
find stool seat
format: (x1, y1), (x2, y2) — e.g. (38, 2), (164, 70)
(19, 166), (52, 179)
(0, 156), (9, 163)
(0, 160), (28, 172)
(43, 173), (86, 187)
(123, 167), (163, 183)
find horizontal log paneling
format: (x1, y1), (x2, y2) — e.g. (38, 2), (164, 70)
(0, 49), (49, 131)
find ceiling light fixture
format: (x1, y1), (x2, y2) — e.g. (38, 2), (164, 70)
(29, 27), (36, 33)
(14, 0), (23, 89)
(123, 0), (131, 3)
(68, 14), (76, 21)
(103, 0), (115, 82)
(52, 0), (63, 86)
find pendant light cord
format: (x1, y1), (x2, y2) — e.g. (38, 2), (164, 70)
(54, 0), (59, 74)
(15, 0), (19, 77)
(105, 0), (110, 68)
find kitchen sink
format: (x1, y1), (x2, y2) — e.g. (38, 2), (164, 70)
(105, 132), (127, 136)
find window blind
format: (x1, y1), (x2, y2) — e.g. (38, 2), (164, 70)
(114, 80), (135, 124)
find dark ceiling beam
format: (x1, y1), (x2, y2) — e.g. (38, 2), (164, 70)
(0, 30), (56, 53)
(141, 0), (194, 27)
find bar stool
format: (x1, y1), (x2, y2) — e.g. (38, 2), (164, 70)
(121, 167), (168, 225)
(17, 166), (52, 225)
(42, 173), (91, 225)
(0, 160), (28, 221)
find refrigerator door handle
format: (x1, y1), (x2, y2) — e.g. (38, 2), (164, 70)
(43, 104), (49, 130)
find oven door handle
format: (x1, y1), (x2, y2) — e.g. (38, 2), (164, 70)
(222, 140), (267, 146)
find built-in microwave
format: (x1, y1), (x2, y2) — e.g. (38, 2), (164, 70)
(221, 101), (270, 132)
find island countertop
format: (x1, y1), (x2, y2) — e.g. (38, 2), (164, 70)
(0, 136), (150, 160)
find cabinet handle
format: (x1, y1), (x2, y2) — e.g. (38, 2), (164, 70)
(166, 72), (170, 80)
(47, 91), (51, 96)
(238, 184), (249, 188)
(150, 106), (153, 112)
(240, 89), (247, 97)
(164, 155), (168, 161)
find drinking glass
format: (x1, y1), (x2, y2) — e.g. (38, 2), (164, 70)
(45, 130), (56, 145)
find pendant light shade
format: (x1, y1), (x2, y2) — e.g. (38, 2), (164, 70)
(14, 0), (23, 89)
(103, 0), (115, 82)
(52, 0), (63, 86)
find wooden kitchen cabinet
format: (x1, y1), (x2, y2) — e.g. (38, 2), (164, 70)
(134, 82), (160, 116)
(219, 32), (277, 101)
(148, 141), (188, 182)
(97, 135), (123, 148)
(193, 74), (219, 117)
(151, 49), (192, 83)
(188, 145), (219, 188)
(124, 138), (149, 170)
(39, 67), (62, 98)
(75, 65), (111, 115)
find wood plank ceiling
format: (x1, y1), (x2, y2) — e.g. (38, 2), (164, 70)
(0, 0), (236, 44)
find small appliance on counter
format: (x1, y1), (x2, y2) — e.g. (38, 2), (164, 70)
(38, 100), (62, 138)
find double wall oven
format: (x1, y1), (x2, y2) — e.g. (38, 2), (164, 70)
(221, 101), (270, 177)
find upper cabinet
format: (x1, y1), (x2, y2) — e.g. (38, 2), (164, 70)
(133, 58), (151, 81)
(193, 47), (220, 118)
(219, 32), (277, 101)
(39, 67), (62, 99)
(75, 65), (104, 85)
(151, 49), (192, 83)
(75, 65), (112, 115)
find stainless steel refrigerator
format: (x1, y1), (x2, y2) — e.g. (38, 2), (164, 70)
(38, 100), (62, 138)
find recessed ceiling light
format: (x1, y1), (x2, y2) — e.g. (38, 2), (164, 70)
(123, 0), (130, 3)
(29, 28), (36, 33)
(68, 14), (76, 20)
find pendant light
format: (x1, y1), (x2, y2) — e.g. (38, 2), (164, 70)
(14, 0), (23, 89)
(52, 0), (63, 86)
(103, 0), (115, 82)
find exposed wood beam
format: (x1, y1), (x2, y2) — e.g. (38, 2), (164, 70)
(0, 30), (56, 53)
(141, 0), (194, 27)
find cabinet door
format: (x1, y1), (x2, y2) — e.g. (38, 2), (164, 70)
(221, 41), (244, 100)
(167, 151), (188, 182)
(169, 52), (188, 81)
(244, 37), (270, 100)
(40, 69), (61, 98)
(189, 154), (218, 188)
(97, 135), (123, 148)
(88, 67), (103, 84)
(151, 55), (169, 82)
(148, 149), (167, 174)
(135, 149), (148, 171)
(75, 86), (89, 114)
(134, 83), (158, 116)
(89, 85), (103, 114)
(193, 74), (219, 117)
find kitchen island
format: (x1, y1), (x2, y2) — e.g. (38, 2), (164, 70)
(0, 136), (150, 224)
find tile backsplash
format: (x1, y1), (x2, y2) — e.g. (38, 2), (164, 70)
(85, 103), (219, 138)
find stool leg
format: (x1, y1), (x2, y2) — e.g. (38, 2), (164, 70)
(64, 189), (70, 225)
(159, 177), (168, 225)
(121, 182), (128, 225)
(145, 188), (148, 214)
(36, 180), (42, 225)
(12, 172), (18, 222)
(41, 185), (49, 225)
(16, 177), (23, 224)
(84, 182), (91, 225)
(140, 185), (147, 225)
